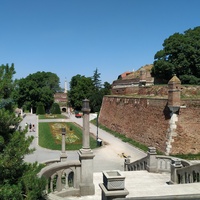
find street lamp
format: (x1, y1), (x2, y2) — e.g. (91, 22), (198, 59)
(96, 113), (99, 141)
(82, 99), (90, 112)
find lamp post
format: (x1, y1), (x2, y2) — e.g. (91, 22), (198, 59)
(78, 99), (95, 195)
(96, 113), (99, 141)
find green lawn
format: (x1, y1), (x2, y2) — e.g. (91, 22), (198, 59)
(39, 122), (97, 150)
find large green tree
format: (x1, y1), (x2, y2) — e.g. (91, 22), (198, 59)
(0, 64), (46, 199)
(69, 69), (111, 113)
(68, 74), (94, 111)
(152, 26), (200, 84)
(0, 63), (16, 111)
(13, 71), (60, 113)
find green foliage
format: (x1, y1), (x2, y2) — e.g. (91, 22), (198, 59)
(0, 108), (19, 147)
(0, 64), (46, 199)
(0, 63), (16, 99)
(152, 26), (200, 84)
(0, 64), (16, 112)
(68, 74), (95, 111)
(0, 115), (46, 199)
(69, 69), (111, 113)
(91, 68), (102, 90)
(171, 153), (200, 160)
(13, 71), (60, 113)
(50, 102), (61, 114)
(36, 102), (46, 115)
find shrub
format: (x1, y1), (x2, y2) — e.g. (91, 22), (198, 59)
(50, 103), (61, 114)
(36, 102), (45, 115)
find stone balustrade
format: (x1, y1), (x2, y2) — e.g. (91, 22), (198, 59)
(124, 156), (147, 171)
(175, 162), (200, 184)
(38, 160), (81, 197)
(124, 147), (200, 185)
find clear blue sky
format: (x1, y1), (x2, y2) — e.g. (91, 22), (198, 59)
(1, 0), (200, 89)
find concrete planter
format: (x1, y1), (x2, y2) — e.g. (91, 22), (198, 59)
(103, 170), (125, 190)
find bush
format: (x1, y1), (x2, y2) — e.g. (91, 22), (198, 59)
(50, 103), (61, 114)
(36, 102), (45, 115)
(180, 74), (200, 85)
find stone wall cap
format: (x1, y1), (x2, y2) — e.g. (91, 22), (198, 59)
(168, 75), (181, 84)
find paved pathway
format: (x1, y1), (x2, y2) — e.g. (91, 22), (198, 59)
(23, 113), (146, 172)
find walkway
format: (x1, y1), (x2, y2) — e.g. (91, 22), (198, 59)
(23, 113), (146, 172)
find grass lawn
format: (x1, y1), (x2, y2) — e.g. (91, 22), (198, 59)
(39, 122), (97, 150)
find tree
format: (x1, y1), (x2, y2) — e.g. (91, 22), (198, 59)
(0, 63), (16, 111)
(13, 71), (60, 113)
(36, 102), (46, 115)
(91, 68), (102, 91)
(101, 81), (111, 96)
(152, 26), (200, 84)
(0, 64), (46, 199)
(50, 102), (61, 114)
(69, 70), (111, 113)
(0, 119), (46, 199)
(68, 74), (94, 111)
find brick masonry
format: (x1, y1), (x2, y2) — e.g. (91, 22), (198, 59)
(99, 96), (200, 155)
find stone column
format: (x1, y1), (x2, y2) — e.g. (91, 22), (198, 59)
(124, 157), (130, 171)
(146, 147), (157, 173)
(78, 99), (95, 196)
(170, 158), (182, 184)
(60, 128), (67, 161)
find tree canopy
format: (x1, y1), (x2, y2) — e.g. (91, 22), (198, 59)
(13, 71), (61, 113)
(0, 64), (46, 199)
(0, 63), (16, 111)
(152, 26), (200, 84)
(68, 69), (111, 112)
(69, 74), (94, 111)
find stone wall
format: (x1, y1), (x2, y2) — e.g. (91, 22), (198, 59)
(173, 100), (200, 154)
(99, 96), (200, 155)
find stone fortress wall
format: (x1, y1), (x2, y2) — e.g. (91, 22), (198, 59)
(99, 67), (200, 155)
(99, 96), (200, 155)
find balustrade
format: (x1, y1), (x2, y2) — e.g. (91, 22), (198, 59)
(38, 160), (81, 195)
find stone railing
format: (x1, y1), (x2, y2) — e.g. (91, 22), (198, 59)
(38, 160), (81, 197)
(124, 147), (196, 185)
(124, 156), (147, 171)
(171, 159), (200, 184)
(124, 147), (191, 174)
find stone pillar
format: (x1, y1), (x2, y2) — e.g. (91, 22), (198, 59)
(168, 74), (181, 113)
(170, 158), (182, 184)
(166, 75), (181, 155)
(146, 147), (157, 173)
(78, 99), (95, 196)
(139, 68), (146, 86)
(124, 157), (130, 171)
(60, 128), (67, 161)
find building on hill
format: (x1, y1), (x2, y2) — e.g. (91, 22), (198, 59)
(111, 64), (154, 95)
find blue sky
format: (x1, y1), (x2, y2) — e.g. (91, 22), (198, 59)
(1, 0), (200, 89)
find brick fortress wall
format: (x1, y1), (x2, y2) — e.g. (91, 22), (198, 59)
(99, 96), (200, 155)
